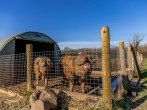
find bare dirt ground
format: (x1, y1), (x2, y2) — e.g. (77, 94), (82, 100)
(0, 59), (146, 110)
(0, 76), (102, 110)
(0, 91), (101, 110)
(0, 93), (29, 110)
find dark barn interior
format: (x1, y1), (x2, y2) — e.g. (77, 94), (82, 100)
(15, 39), (54, 54)
(15, 39), (56, 84)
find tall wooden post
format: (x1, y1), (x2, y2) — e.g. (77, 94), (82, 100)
(137, 52), (140, 65)
(138, 52), (142, 65)
(141, 54), (143, 63)
(101, 26), (112, 109)
(140, 54), (142, 64)
(130, 45), (141, 79)
(119, 42), (126, 75)
(127, 45), (132, 69)
(139, 53), (141, 65)
(26, 44), (33, 91)
(119, 42), (128, 91)
(127, 45), (134, 80)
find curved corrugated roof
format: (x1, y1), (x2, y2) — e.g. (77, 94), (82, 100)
(0, 31), (57, 52)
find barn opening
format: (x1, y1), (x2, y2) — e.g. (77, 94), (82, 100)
(15, 39), (55, 83)
(15, 39), (54, 54)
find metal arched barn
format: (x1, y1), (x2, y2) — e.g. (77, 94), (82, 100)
(0, 31), (60, 55)
(0, 32), (61, 86)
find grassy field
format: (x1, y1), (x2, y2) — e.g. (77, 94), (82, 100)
(112, 58), (147, 110)
(132, 58), (147, 110)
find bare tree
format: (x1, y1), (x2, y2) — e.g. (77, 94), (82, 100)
(129, 34), (144, 77)
(129, 34), (145, 54)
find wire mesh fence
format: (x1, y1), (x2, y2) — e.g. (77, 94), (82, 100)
(0, 53), (27, 92)
(0, 48), (119, 95)
(0, 45), (142, 109)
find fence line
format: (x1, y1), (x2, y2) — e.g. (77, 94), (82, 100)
(0, 32), (144, 109)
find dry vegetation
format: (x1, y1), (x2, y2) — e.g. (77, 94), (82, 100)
(0, 93), (29, 110)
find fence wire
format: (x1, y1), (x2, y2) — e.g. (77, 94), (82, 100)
(0, 48), (124, 109)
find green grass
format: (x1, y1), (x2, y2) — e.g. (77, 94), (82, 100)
(112, 91), (133, 110)
(19, 90), (33, 100)
(112, 58), (147, 110)
(131, 58), (147, 109)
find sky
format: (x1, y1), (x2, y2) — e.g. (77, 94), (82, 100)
(0, 0), (147, 49)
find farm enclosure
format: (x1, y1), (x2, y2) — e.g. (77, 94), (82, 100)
(0, 48), (119, 109)
(0, 49), (115, 93)
(0, 27), (144, 109)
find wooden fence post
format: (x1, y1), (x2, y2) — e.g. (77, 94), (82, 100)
(137, 52), (140, 65)
(138, 52), (142, 66)
(118, 42), (128, 93)
(127, 45), (132, 69)
(26, 44), (33, 91)
(141, 54), (143, 63)
(101, 26), (112, 109)
(140, 54), (142, 64)
(119, 42), (126, 75)
(139, 53), (142, 65)
(127, 45), (134, 80)
(132, 56), (135, 71)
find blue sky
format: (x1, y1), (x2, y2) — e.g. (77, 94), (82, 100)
(0, 0), (147, 49)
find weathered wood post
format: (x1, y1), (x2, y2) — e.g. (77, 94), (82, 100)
(130, 45), (141, 77)
(139, 53), (142, 65)
(141, 54), (143, 63)
(137, 52), (140, 65)
(132, 55), (135, 71)
(26, 44), (33, 91)
(101, 26), (112, 109)
(119, 42), (126, 75)
(119, 42), (128, 92)
(127, 45), (133, 80)
(139, 52), (141, 65)
(138, 52), (142, 66)
(140, 54), (142, 64)
(127, 45), (132, 69)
